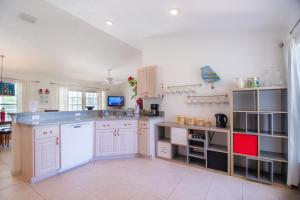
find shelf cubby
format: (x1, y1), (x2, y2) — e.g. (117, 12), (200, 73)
(207, 150), (228, 172)
(172, 144), (187, 163)
(259, 160), (273, 183)
(233, 90), (258, 111)
(259, 89), (287, 112)
(157, 126), (171, 142)
(246, 158), (259, 180)
(188, 156), (206, 168)
(259, 136), (288, 162)
(188, 146), (206, 159)
(273, 113), (288, 137)
(233, 112), (246, 132)
(207, 131), (228, 153)
(273, 161), (287, 185)
(233, 154), (246, 177)
(247, 113), (258, 133)
(189, 140), (205, 149)
(259, 113), (272, 135)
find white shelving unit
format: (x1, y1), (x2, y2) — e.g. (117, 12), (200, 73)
(231, 86), (289, 185)
(156, 122), (231, 174)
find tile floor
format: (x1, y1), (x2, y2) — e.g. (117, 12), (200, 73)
(0, 150), (299, 200)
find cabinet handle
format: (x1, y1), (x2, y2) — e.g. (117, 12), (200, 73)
(113, 129), (116, 136)
(56, 137), (59, 145)
(43, 131), (47, 134)
(117, 129), (120, 136)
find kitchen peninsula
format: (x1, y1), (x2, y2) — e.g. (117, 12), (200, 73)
(12, 110), (162, 183)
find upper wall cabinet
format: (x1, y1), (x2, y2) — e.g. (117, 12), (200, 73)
(137, 66), (158, 99)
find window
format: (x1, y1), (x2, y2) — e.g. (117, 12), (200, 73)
(0, 84), (17, 114)
(67, 91), (100, 111)
(68, 91), (83, 111)
(85, 92), (98, 109)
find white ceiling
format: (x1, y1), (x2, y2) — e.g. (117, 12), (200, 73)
(0, 0), (141, 83)
(45, 0), (300, 49)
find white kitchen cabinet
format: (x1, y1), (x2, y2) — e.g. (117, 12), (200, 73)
(138, 128), (149, 155)
(118, 129), (136, 154)
(19, 125), (60, 183)
(35, 136), (60, 176)
(95, 129), (115, 156)
(137, 66), (158, 98)
(138, 118), (162, 158)
(95, 120), (138, 157)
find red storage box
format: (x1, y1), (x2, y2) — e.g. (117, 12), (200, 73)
(233, 133), (258, 156)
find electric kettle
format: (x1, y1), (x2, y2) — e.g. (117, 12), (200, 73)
(215, 113), (228, 128)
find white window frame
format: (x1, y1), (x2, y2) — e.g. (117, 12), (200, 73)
(67, 90), (101, 111)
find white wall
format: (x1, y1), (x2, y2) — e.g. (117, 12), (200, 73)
(142, 30), (286, 124)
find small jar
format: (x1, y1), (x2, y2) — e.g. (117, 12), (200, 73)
(176, 115), (185, 125)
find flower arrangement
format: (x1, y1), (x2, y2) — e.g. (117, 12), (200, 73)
(128, 76), (137, 99)
(128, 76), (143, 109)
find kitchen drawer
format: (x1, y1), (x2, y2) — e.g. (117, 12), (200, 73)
(233, 133), (258, 156)
(171, 128), (187, 146)
(35, 126), (59, 139)
(138, 120), (149, 129)
(120, 120), (137, 128)
(96, 121), (117, 129)
(157, 141), (171, 159)
(96, 120), (137, 129)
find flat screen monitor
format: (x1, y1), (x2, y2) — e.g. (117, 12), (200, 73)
(107, 96), (124, 107)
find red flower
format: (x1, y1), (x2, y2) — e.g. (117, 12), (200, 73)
(128, 76), (134, 81)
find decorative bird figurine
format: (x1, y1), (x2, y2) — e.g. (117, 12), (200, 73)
(201, 65), (220, 89)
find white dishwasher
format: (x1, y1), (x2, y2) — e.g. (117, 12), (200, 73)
(60, 122), (93, 172)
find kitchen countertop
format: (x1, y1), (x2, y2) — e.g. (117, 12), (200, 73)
(15, 115), (162, 127)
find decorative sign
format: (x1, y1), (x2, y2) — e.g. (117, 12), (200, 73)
(201, 66), (220, 89)
(0, 82), (15, 96)
(38, 88), (50, 105)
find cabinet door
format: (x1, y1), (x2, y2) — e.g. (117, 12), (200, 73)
(146, 66), (157, 98)
(35, 136), (59, 176)
(95, 129), (116, 156)
(137, 68), (146, 98)
(138, 128), (149, 155)
(118, 129), (136, 154)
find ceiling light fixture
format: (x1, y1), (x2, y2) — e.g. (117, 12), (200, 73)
(169, 8), (180, 16)
(106, 21), (113, 26)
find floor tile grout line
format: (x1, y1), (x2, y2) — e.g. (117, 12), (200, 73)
(166, 173), (187, 200)
(203, 178), (214, 200)
(28, 183), (48, 200)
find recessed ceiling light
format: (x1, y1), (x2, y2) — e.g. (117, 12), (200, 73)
(169, 8), (180, 16)
(106, 21), (113, 26)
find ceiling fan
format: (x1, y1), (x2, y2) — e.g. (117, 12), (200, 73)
(102, 69), (122, 85)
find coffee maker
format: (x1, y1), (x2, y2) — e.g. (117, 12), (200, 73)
(150, 104), (159, 116)
(215, 113), (228, 128)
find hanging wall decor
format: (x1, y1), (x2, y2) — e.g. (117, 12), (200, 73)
(38, 88), (50, 105)
(0, 55), (15, 96)
(201, 65), (220, 89)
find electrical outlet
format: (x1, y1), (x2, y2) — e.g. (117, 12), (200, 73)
(32, 115), (40, 120)
(75, 113), (81, 117)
